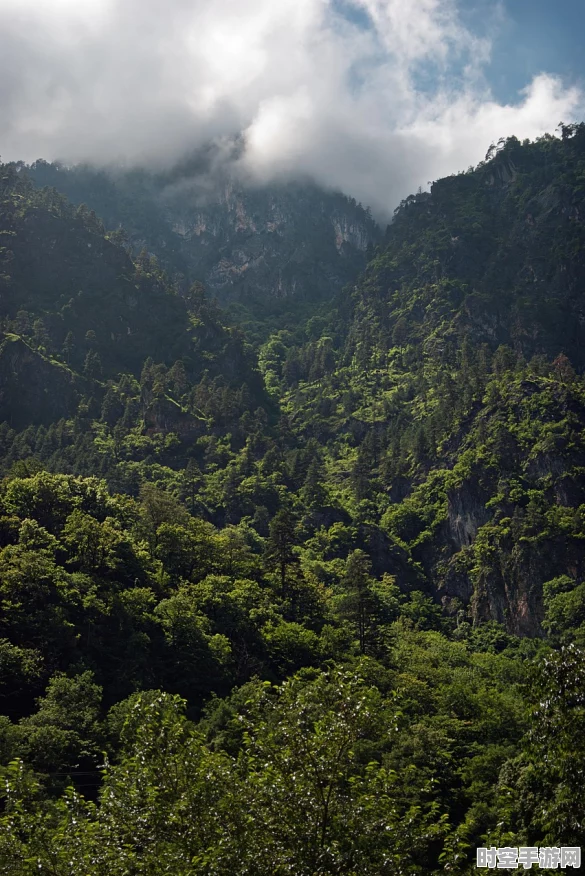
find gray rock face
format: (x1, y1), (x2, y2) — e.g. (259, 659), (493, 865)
(28, 162), (381, 307)
(157, 178), (379, 302)
(446, 481), (492, 550)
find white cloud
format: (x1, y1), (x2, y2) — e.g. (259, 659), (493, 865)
(0, 0), (582, 215)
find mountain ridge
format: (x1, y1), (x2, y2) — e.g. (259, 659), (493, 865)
(26, 159), (380, 327)
(3, 128), (585, 872)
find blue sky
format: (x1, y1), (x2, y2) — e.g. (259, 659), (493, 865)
(478, 0), (584, 103)
(1, 0), (583, 214)
(335, 0), (585, 106)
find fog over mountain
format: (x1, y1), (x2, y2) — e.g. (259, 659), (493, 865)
(5, 2), (585, 867)
(1, 0), (583, 216)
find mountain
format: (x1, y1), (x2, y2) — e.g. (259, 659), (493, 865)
(3, 128), (585, 872)
(0, 161), (270, 479)
(351, 125), (585, 367)
(275, 124), (585, 637)
(26, 158), (380, 334)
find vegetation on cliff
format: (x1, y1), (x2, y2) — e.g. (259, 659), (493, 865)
(2, 128), (585, 872)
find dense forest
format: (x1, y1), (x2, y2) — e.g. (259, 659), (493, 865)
(2, 126), (585, 873)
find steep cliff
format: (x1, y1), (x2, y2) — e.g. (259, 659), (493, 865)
(27, 161), (380, 315)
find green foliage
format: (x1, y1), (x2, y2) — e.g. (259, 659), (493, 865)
(0, 672), (449, 874)
(3, 132), (585, 871)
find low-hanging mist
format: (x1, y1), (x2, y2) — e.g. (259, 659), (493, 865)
(0, 0), (583, 215)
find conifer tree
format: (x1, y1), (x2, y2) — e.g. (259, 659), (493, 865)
(336, 550), (382, 655)
(266, 508), (299, 598)
(83, 350), (102, 380)
(301, 457), (327, 509)
(62, 331), (75, 364)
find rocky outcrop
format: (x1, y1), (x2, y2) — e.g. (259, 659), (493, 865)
(471, 535), (585, 637)
(445, 480), (492, 550)
(332, 212), (372, 253)
(159, 180), (379, 303)
(28, 163), (381, 310)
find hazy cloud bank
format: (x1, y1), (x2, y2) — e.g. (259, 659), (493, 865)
(0, 0), (582, 215)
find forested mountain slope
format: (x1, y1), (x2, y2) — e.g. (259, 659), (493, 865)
(26, 157), (380, 335)
(2, 130), (585, 873)
(273, 125), (585, 636)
